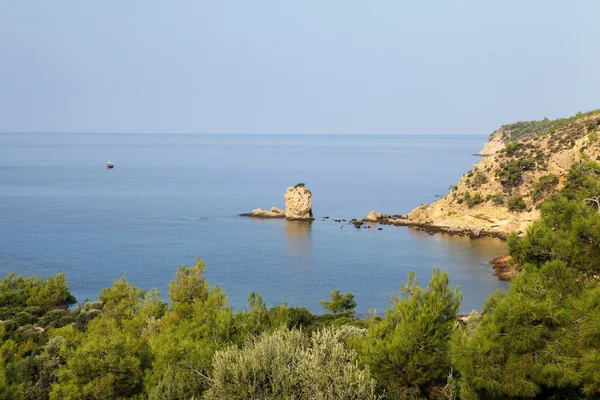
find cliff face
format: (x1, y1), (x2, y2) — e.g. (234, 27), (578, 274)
(408, 110), (600, 236)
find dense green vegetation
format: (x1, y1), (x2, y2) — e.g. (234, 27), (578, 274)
(500, 118), (558, 142)
(499, 109), (600, 142)
(490, 111), (600, 201)
(2, 161), (600, 399)
(495, 157), (535, 188)
(462, 191), (484, 208)
(507, 195), (527, 211)
(532, 174), (559, 202)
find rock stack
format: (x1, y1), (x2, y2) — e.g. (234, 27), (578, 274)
(241, 184), (313, 221)
(284, 185), (314, 221)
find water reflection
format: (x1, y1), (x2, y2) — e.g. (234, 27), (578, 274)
(284, 221), (313, 300)
(284, 220), (312, 256)
(406, 228), (507, 260)
(405, 227), (509, 311)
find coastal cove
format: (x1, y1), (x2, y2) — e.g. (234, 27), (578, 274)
(0, 133), (508, 315)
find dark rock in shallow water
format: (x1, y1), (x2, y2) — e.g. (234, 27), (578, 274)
(378, 227), (383, 231)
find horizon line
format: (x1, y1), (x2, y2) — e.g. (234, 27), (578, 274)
(0, 131), (488, 136)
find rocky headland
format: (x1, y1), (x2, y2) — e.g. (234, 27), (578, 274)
(402, 110), (600, 238)
(241, 111), (600, 240)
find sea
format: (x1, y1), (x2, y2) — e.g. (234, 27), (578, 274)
(0, 133), (508, 315)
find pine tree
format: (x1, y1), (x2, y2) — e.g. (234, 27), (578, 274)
(355, 267), (461, 398)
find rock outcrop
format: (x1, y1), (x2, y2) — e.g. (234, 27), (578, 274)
(240, 207), (286, 218)
(407, 110), (600, 236)
(490, 255), (517, 281)
(284, 185), (313, 221)
(476, 129), (506, 156)
(362, 211), (380, 222)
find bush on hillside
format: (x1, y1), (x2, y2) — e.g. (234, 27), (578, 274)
(507, 196), (526, 211)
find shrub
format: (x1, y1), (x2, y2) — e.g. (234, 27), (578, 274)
(489, 194), (504, 205)
(206, 328), (379, 400)
(37, 309), (70, 328)
(504, 142), (524, 156)
(507, 196), (526, 211)
(464, 192), (483, 208)
(13, 312), (36, 326)
(495, 158), (535, 187)
(2, 320), (19, 332)
(588, 132), (598, 142)
(532, 174), (559, 202)
(472, 171), (488, 186)
(24, 306), (45, 317)
(293, 183), (305, 188)
(0, 309), (15, 320)
(286, 307), (314, 329)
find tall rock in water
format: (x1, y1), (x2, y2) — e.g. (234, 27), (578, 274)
(284, 185), (313, 220)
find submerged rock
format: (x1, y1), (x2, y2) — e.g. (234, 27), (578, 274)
(284, 185), (314, 221)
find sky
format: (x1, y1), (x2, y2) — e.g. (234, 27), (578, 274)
(0, 1), (598, 135)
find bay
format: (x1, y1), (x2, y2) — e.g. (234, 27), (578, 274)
(0, 133), (508, 315)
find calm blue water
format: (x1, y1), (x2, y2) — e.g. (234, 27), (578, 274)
(0, 133), (507, 315)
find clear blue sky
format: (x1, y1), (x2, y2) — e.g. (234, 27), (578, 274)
(0, 1), (597, 134)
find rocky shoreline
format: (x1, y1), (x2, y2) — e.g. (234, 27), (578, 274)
(382, 218), (508, 240)
(318, 212), (509, 240)
(489, 255), (517, 281)
(239, 182), (510, 241)
(349, 212), (509, 239)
